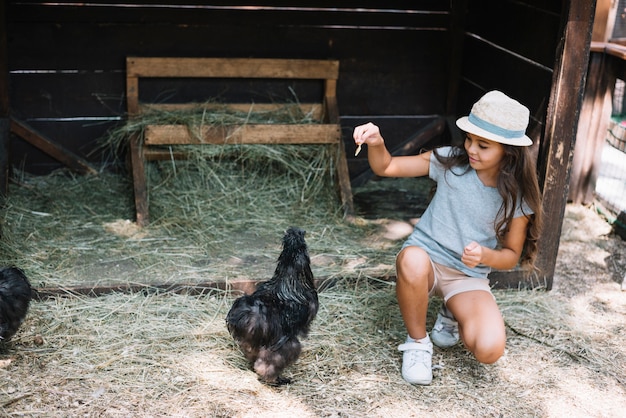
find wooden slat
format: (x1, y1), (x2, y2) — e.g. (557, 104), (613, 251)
(143, 124), (341, 145)
(126, 57), (339, 80)
(144, 150), (188, 161)
(31, 276), (341, 300)
(325, 85), (338, 123)
(140, 103), (325, 121)
(126, 75), (139, 116)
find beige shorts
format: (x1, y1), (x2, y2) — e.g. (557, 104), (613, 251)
(428, 260), (493, 303)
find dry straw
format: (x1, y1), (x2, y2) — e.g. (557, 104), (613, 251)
(1, 103), (390, 290)
(1, 105), (625, 416)
(3, 278), (625, 416)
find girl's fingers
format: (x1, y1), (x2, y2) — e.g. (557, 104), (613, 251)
(353, 122), (378, 148)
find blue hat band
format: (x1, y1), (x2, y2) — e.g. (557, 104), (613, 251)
(468, 113), (526, 139)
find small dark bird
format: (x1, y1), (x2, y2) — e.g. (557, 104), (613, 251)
(226, 227), (318, 385)
(0, 267), (32, 342)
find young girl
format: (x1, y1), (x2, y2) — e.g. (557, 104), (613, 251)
(353, 90), (542, 385)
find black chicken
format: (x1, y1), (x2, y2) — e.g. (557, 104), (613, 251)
(0, 267), (32, 342)
(226, 227), (318, 385)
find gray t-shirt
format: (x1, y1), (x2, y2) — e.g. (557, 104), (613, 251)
(402, 146), (531, 278)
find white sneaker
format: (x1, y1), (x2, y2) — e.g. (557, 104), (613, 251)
(397, 340), (433, 385)
(431, 306), (459, 348)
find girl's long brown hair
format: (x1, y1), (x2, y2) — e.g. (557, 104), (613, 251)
(433, 142), (543, 271)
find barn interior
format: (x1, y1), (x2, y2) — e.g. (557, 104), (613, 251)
(2, 3), (626, 417)
(0, 1), (597, 291)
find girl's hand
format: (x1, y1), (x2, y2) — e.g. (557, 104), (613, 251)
(353, 122), (384, 148)
(462, 241), (483, 268)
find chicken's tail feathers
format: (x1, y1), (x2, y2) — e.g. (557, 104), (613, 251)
(226, 296), (271, 341)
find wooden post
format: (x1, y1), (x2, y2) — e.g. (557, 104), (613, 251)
(129, 132), (149, 227)
(569, 44), (615, 204)
(0, 119), (8, 200)
(536, 0), (597, 289)
(125, 65), (149, 226)
(0, 1), (9, 199)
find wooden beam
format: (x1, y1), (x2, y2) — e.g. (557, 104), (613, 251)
(29, 271), (542, 300)
(10, 117), (98, 175)
(536, 0), (596, 290)
(32, 276), (340, 300)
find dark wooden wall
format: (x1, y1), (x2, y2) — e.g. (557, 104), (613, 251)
(2, 1), (597, 289)
(5, 1), (563, 173)
(5, 1), (452, 176)
(457, 1), (561, 142)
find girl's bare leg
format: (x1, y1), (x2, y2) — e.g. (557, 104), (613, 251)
(446, 290), (506, 363)
(395, 246), (435, 340)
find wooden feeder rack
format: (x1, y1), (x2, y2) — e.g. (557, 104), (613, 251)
(126, 57), (354, 226)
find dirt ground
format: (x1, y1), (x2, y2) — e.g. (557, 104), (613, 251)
(1, 171), (626, 417)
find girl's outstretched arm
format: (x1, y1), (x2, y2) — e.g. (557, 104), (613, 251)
(353, 122), (431, 178)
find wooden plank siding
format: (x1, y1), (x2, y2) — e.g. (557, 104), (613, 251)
(6, 2), (452, 173)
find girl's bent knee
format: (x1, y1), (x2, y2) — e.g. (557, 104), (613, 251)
(472, 340), (505, 364)
(396, 246), (430, 270)
(396, 247), (431, 284)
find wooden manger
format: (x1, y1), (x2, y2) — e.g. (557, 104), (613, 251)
(126, 57), (354, 226)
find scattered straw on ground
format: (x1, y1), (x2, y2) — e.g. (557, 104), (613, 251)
(2, 272), (625, 417)
(1, 145), (397, 290)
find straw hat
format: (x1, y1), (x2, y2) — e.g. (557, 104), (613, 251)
(456, 90), (532, 146)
